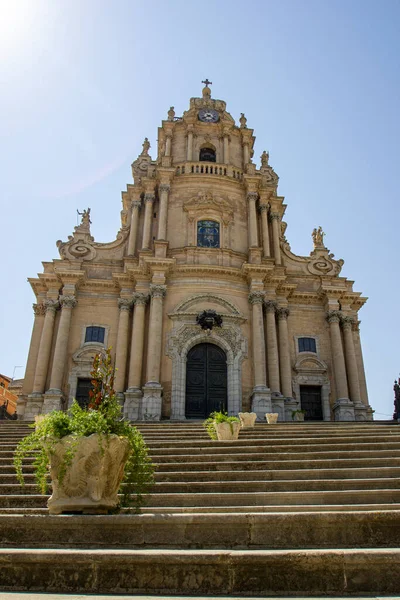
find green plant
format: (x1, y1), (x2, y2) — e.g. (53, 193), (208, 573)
(203, 410), (240, 440)
(14, 348), (154, 512)
(291, 409), (306, 421)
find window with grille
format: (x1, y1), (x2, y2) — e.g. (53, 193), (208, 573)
(197, 220), (220, 248)
(298, 337), (317, 353)
(199, 147), (216, 162)
(85, 326), (105, 344)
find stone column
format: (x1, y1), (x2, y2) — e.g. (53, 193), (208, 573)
(259, 204), (271, 258)
(142, 284), (166, 421)
(127, 200), (141, 256)
(352, 320), (370, 408)
(125, 293), (149, 420)
(32, 299), (59, 395)
(165, 134), (172, 157)
(223, 132), (230, 164)
(270, 213), (282, 265)
(248, 291), (271, 419)
(20, 303), (46, 418)
(47, 295), (77, 393)
(247, 192), (258, 248)
(157, 184), (170, 240)
(327, 310), (349, 400)
(264, 300), (281, 394)
(114, 298), (133, 395)
(186, 130), (193, 161)
(142, 193), (155, 250)
(277, 307), (292, 398)
(341, 316), (362, 403)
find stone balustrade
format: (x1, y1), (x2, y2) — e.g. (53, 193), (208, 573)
(175, 162), (243, 180)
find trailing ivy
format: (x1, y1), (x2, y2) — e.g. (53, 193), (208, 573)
(14, 348), (154, 512)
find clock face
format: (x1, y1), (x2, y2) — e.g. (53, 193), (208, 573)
(198, 108), (219, 123)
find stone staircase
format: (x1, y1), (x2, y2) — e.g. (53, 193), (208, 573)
(0, 420), (399, 595)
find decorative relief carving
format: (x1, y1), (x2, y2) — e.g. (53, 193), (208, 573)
(259, 203), (269, 213)
(196, 310), (223, 330)
(144, 193), (155, 204)
(247, 192), (258, 203)
(131, 200), (142, 210)
(150, 284), (167, 299)
(60, 295), (77, 309)
(159, 184), (170, 194)
(269, 212), (280, 222)
(327, 310), (342, 324)
(264, 300), (278, 313)
(132, 292), (149, 306)
(248, 291), (265, 305)
(277, 307), (290, 320)
(118, 298), (132, 311)
(352, 320), (361, 332)
(44, 299), (60, 313)
(33, 303), (46, 317)
(340, 315), (354, 330)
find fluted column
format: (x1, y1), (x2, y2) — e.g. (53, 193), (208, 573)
(186, 131), (193, 161)
(47, 295), (77, 392)
(157, 184), (170, 240)
(247, 192), (258, 248)
(32, 300), (59, 394)
(327, 310), (349, 399)
(352, 320), (369, 406)
(277, 307), (292, 397)
(142, 193), (155, 249)
(248, 292), (267, 387)
(22, 303), (46, 397)
(114, 298), (133, 394)
(264, 300), (280, 394)
(270, 213), (282, 265)
(127, 200), (141, 256)
(146, 284), (166, 384)
(223, 131), (230, 164)
(127, 293), (149, 390)
(341, 316), (362, 403)
(259, 204), (271, 257)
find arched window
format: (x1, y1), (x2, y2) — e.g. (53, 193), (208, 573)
(197, 220), (220, 248)
(85, 326), (105, 344)
(199, 147), (216, 162)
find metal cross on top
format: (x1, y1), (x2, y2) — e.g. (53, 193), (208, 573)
(202, 79), (212, 87)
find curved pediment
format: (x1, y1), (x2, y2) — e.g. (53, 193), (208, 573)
(294, 353), (328, 373)
(173, 293), (241, 316)
(72, 345), (106, 364)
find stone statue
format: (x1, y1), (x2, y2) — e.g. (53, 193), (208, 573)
(312, 226), (325, 248)
(142, 137), (150, 155)
(77, 208), (91, 227)
(168, 107), (175, 121)
(261, 150), (269, 167)
(239, 113), (247, 128)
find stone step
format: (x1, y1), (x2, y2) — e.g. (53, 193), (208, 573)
(139, 503), (400, 514)
(0, 511), (399, 549)
(145, 437), (400, 449)
(0, 548), (398, 595)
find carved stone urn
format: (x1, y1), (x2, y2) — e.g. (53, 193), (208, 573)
(265, 413), (279, 424)
(47, 433), (130, 515)
(238, 412), (257, 428)
(215, 421), (240, 441)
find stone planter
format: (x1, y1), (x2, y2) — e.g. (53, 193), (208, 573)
(265, 413), (279, 424)
(215, 421), (240, 441)
(293, 411), (305, 422)
(47, 433), (130, 515)
(238, 412), (257, 428)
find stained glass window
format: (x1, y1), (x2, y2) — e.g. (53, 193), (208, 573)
(197, 220), (220, 248)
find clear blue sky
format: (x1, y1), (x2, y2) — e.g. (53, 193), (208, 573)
(1, 0), (399, 419)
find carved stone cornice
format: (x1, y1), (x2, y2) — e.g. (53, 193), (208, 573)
(327, 310), (342, 324)
(150, 284), (167, 299)
(60, 295), (77, 309)
(132, 292), (149, 306)
(44, 299), (60, 314)
(276, 307), (290, 320)
(248, 291), (265, 305)
(33, 303), (46, 317)
(144, 193), (155, 204)
(118, 298), (133, 311)
(264, 300), (278, 313)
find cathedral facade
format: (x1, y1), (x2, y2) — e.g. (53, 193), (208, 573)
(20, 83), (374, 422)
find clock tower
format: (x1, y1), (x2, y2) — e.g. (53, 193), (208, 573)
(20, 82), (374, 424)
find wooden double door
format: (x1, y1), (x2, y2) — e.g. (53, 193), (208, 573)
(300, 385), (323, 421)
(185, 343), (228, 419)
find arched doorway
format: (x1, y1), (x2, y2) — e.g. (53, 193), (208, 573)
(185, 343), (227, 419)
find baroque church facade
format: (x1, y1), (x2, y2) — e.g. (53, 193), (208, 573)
(20, 83), (374, 422)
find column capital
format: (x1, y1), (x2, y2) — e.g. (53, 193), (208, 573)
(118, 298), (133, 311)
(259, 203), (270, 213)
(341, 315), (355, 330)
(247, 192), (258, 203)
(33, 303), (46, 317)
(269, 212), (280, 222)
(277, 307), (290, 320)
(264, 299), (278, 313)
(159, 184), (170, 194)
(132, 292), (149, 305)
(44, 299), (60, 314)
(352, 319), (361, 332)
(60, 295), (77, 309)
(327, 310), (342, 324)
(144, 193), (155, 203)
(248, 291), (265, 305)
(131, 200), (141, 210)
(150, 284), (167, 298)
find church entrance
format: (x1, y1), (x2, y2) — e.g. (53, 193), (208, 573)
(185, 343), (227, 419)
(300, 385), (323, 420)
